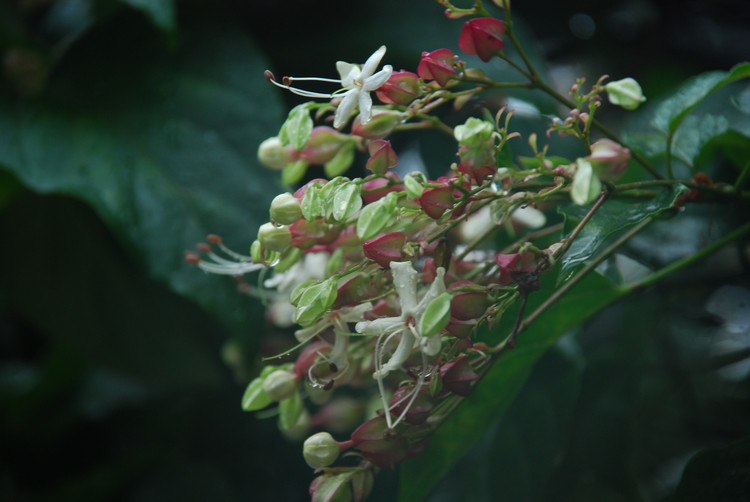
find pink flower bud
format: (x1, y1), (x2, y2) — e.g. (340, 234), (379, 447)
(375, 71), (421, 105)
(293, 178), (327, 201)
(298, 126), (351, 165)
(495, 252), (536, 284)
(289, 219), (341, 249)
(361, 172), (403, 204)
(365, 139), (399, 175)
(459, 17), (506, 62)
(439, 355), (478, 397)
(457, 144), (496, 184)
(351, 110), (402, 139)
(418, 185), (454, 219)
(586, 139), (630, 181)
(363, 232), (406, 268)
(417, 48), (458, 87)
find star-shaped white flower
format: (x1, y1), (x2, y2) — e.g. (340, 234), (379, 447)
(355, 260), (446, 428)
(333, 46), (393, 128)
(266, 46), (392, 129)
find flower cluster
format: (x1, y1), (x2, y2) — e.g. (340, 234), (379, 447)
(186, 5), (644, 501)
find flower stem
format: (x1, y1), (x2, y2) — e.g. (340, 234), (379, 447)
(622, 220), (750, 293)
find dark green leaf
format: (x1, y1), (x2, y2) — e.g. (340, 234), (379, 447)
(651, 62), (750, 135)
(398, 271), (623, 502)
(558, 184), (688, 283)
(0, 21), (285, 341)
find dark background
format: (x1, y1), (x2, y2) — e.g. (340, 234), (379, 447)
(1, 0), (749, 501)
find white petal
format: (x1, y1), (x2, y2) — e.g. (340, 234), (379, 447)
(340, 302), (374, 322)
(336, 61), (359, 88)
(420, 334), (442, 357)
(294, 320), (330, 343)
(360, 45), (386, 80)
(355, 316), (402, 335)
(375, 329), (414, 378)
(333, 88), (359, 128)
(358, 90), (373, 124)
(391, 261), (419, 317)
(363, 65), (393, 91)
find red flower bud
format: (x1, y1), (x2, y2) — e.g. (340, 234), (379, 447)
(298, 126), (351, 164)
(417, 48), (458, 87)
(366, 139), (399, 175)
(363, 232), (407, 268)
(350, 416), (409, 468)
(351, 110), (402, 139)
(448, 280), (489, 320)
(289, 218), (341, 249)
(375, 71), (421, 105)
(459, 17), (506, 62)
(418, 185), (454, 219)
(439, 355), (478, 397)
(457, 144), (497, 184)
(361, 171), (403, 204)
(495, 252), (536, 284)
(389, 386), (435, 425)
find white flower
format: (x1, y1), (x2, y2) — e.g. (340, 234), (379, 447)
(355, 260), (446, 428)
(266, 46), (393, 129)
(332, 46), (393, 128)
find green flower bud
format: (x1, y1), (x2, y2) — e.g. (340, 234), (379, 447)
(605, 77), (646, 110)
(257, 136), (292, 170)
(257, 222), (292, 253)
(270, 192), (302, 225)
(262, 369), (298, 402)
(303, 432), (340, 469)
(454, 117), (494, 147)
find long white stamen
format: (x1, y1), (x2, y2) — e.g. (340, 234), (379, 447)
(216, 242), (253, 262)
(267, 78), (336, 99)
(286, 76), (342, 84)
(197, 261), (264, 275)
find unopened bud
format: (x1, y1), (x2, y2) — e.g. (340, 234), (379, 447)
(459, 17), (506, 62)
(352, 110), (402, 139)
(363, 232), (406, 268)
(262, 369), (298, 402)
(257, 136), (292, 170)
(417, 48), (458, 87)
(303, 432), (340, 469)
(366, 139), (399, 175)
(270, 192), (302, 225)
(299, 126), (351, 165)
(605, 77), (646, 110)
(375, 71), (421, 106)
(587, 139), (630, 181)
(258, 222), (292, 252)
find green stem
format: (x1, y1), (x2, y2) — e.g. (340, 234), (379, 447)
(521, 217), (653, 330)
(552, 187), (610, 262)
(623, 220), (750, 293)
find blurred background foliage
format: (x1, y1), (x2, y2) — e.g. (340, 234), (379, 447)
(1, 0), (749, 501)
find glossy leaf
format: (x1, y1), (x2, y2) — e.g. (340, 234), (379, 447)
(651, 62), (750, 135)
(398, 271), (623, 501)
(0, 21), (285, 342)
(280, 104), (314, 151)
(332, 181), (363, 222)
(557, 184), (688, 283)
